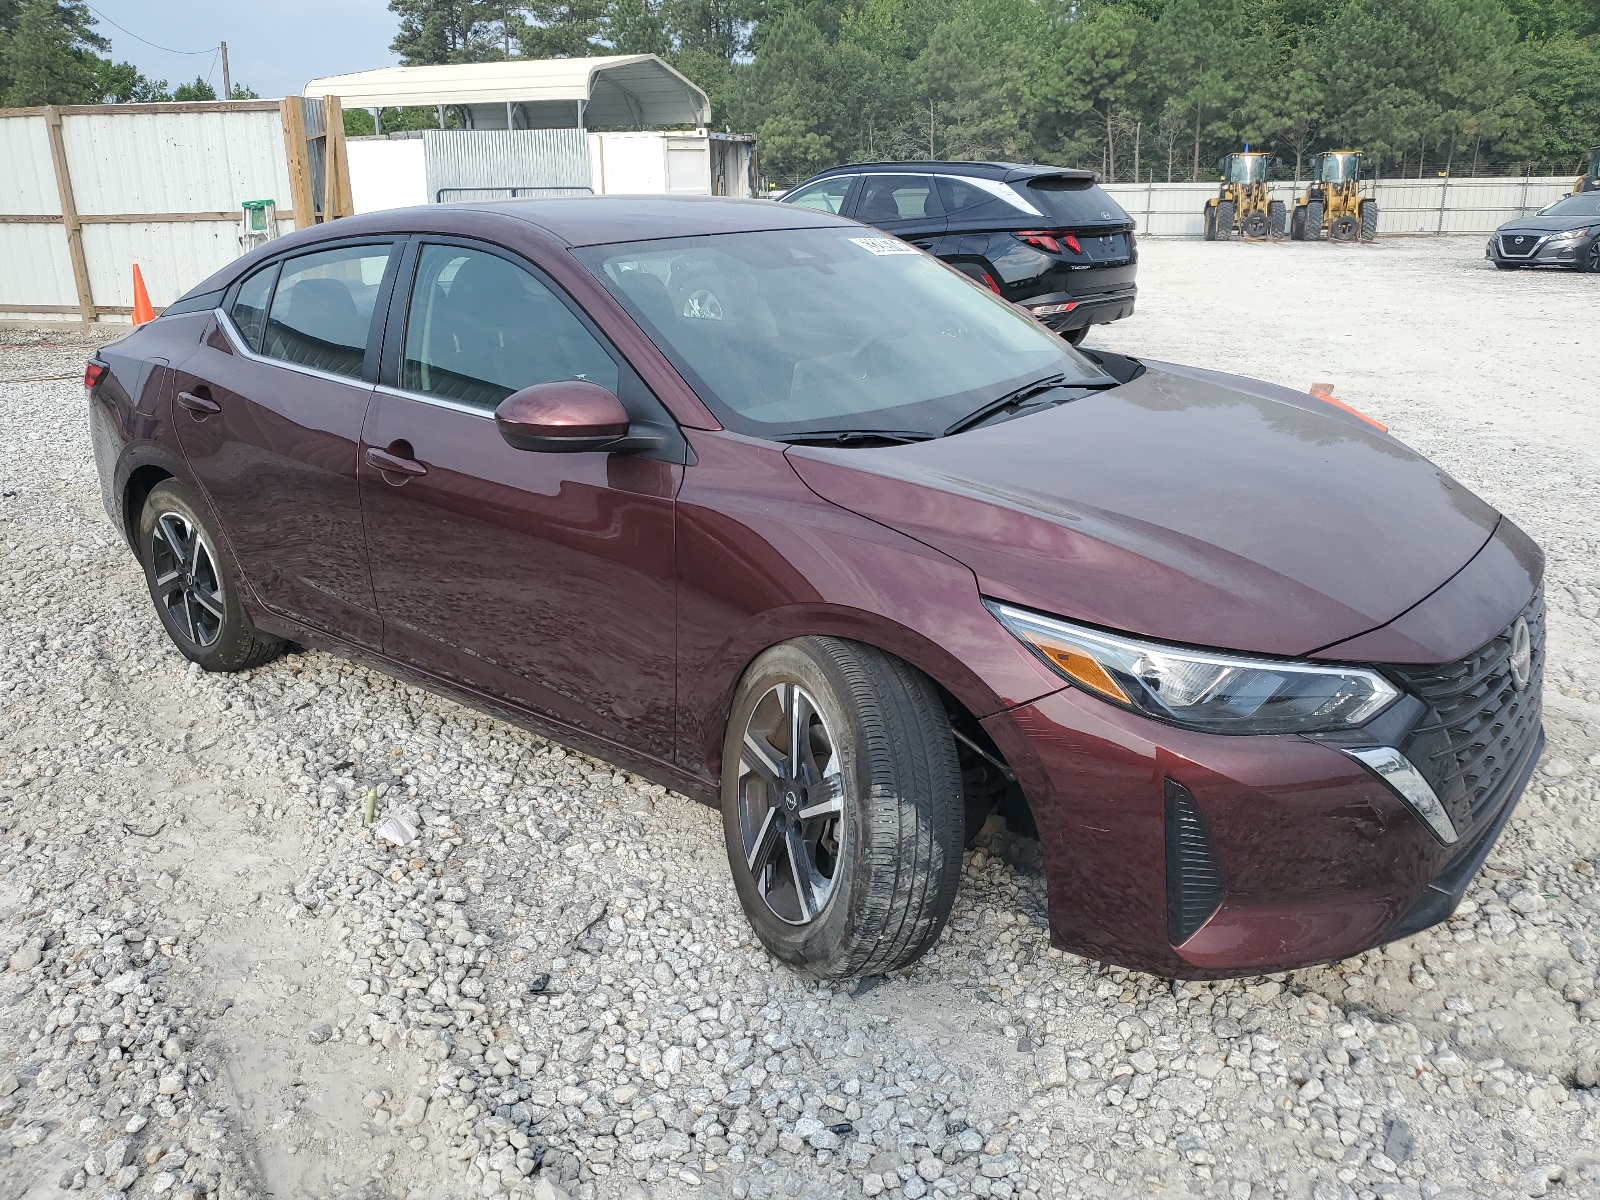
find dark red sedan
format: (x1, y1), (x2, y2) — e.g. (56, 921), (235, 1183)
(87, 197), (1544, 980)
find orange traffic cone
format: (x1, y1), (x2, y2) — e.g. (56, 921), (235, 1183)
(131, 264), (155, 325)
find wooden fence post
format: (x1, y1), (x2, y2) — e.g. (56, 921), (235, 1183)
(43, 107), (94, 324)
(321, 95), (354, 219)
(280, 98), (315, 228)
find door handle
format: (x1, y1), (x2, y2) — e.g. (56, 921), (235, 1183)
(176, 390), (220, 415)
(365, 445), (427, 478)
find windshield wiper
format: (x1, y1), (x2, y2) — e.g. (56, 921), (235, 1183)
(942, 373), (1119, 437)
(777, 429), (936, 447)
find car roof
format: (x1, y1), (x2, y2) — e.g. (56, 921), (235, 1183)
(801, 161), (1098, 185)
(419, 194), (852, 246)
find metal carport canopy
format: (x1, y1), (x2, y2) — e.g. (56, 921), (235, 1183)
(302, 56), (711, 128)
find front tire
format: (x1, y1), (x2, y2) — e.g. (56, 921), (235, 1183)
(1202, 204), (1217, 241)
(1580, 238), (1600, 273)
(1267, 200), (1287, 238)
(1214, 200), (1236, 239)
(1290, 205), (1307, 241)
(721, 637), (964, 978)
(1305, 200), (1325, 240)
(1359, 199), (1379, 242)
(138, 479), (284, 671)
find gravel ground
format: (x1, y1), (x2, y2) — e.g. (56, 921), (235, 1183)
(1, 235), (1598, 1200)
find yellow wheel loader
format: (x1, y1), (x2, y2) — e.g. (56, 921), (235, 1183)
(1575, 147), (1600, 194)
(1290, 151), (1376, 243)
(1203, 151), (1286, 240)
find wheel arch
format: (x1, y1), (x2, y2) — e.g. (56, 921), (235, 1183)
(122, 464), (174, 548)
(699, 605), (1044, 830)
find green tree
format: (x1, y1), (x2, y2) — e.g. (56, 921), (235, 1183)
(1146, 0), (1251, 180)
(93, 58), (170, 102)
(172, 76), (217, 101)
(1, 0), (107, 106)
(1035, 4), (1144, 180)
(389, 0), (507, 62)
(1243, 36), (1325, 181)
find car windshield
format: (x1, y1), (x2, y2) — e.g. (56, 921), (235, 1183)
(1319, 155), (1359, 184)
(575, 227), (1103, 439)
(1537, 194), (1600, 217)
(1229, 156), (1269, 184)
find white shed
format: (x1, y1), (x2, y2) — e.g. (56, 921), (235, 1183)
(304, 55), (711, 132)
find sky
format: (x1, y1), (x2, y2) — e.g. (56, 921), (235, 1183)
(82, 0), (401, 99)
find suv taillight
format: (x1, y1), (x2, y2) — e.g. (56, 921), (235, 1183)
(1017, 230), (1083, 255)
(84, 359), (107, 392)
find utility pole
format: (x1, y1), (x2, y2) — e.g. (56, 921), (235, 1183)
(220, 41), (231, 100)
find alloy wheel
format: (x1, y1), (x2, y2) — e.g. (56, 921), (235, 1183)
(737, 682), (845, 925)
(1587, 239), (1600, 272)
(150, 511), (224, 648)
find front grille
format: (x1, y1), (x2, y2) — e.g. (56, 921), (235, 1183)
(1393, 590), (1544, 833)
(1498, 233), (1543, 258)
(1165, 779), (1226, 944)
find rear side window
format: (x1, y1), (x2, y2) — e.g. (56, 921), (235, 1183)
(1025, 178), (1129, 225)
(263, 245), (392, 379)
(935, 176), (1027, 221)
(229, 266), (276, 352)
(402, 244), (618, 410)
(854, 175), (938, 224)
(785, 177), (853, 213)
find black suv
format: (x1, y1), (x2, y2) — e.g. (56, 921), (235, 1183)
(779, 161), (1137, 344)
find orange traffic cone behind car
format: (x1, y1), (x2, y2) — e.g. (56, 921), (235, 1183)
(131, 264), (155, 325)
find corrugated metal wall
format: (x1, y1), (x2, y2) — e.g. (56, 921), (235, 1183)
(1103, 177), (1575, 237)
(423, 129), (592, 203)
(0, 104), (296, 321)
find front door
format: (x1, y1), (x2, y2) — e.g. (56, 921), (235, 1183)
(359, 241), (680, 759)
(172, 242), (398, 649)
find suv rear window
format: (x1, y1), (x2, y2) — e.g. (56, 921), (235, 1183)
(1025, 177), (1129, 226)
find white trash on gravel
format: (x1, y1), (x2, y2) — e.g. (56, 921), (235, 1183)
(1, 236), (1598, 1200)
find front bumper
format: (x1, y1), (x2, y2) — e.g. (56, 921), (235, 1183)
(1021, 287), (1137, 332)
(1486, 231), (1591, 267)
(982, 686), (1541, 978)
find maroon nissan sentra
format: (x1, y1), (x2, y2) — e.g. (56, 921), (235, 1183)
(86, 197), (1543, 981)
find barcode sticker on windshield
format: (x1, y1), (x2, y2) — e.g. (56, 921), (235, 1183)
(850, 237), (919, 255)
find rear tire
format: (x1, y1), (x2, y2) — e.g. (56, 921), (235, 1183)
(1290, 205), (1307, 241)
(1359, 200), (1379, 242)
(1306, 200), (1325, 241)
(137, 479), (285, 672)
(721, 637), (964, 979)
(1063, 326), (1089, 346)
(1215, 200), (1236, 239)
(1202, 205), (1217, 241)
(1267, 200), (1287, 238)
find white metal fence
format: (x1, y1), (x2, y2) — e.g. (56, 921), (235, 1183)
(1102, 176), (1575, 237)
(0, 99), (352, 323)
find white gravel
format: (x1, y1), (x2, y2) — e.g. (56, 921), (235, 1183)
(1, 235), (1598, 1200)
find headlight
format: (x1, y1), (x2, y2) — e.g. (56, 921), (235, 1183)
(987, 601), (1400, 734)
(1548, 226), (1591, 242)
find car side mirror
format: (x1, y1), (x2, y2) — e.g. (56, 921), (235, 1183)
(494, 380), (646, 454)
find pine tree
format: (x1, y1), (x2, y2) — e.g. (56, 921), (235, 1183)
(1, 0), (108, 106)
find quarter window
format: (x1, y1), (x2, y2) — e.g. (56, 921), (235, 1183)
(262, 245), (392, 378)
(401, 245), (618, 410)
(229, 265), (276, 353)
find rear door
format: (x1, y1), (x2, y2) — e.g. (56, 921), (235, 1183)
(171, 240), (399, 649)
(847, 174), (947, 244)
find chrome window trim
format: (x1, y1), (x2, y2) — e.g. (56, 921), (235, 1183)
(373, 382), (497, 419)
(213, 308), (377, 390)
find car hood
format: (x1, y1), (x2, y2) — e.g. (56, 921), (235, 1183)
(786, 363), (1499, 658)
(1496, 214), (1597, 233)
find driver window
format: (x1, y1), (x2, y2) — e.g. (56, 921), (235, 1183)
(402, 245), (618, 410)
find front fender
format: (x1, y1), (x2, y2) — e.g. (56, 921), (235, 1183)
(675, 429), (1065, 784)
